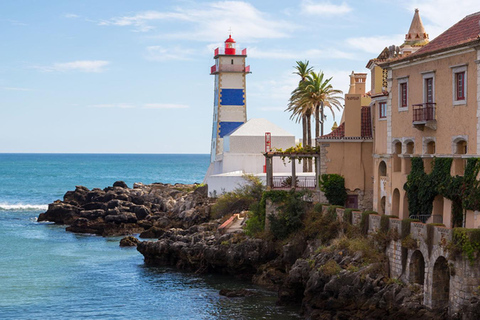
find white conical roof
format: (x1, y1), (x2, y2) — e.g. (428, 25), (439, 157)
(228, 118), (293, 137)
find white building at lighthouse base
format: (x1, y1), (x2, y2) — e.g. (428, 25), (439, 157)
(204, 118), (304, 196)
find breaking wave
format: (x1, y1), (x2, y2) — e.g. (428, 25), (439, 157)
(0, 203), (48, 211)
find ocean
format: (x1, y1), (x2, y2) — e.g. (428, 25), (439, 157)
(0, 154), (301, 320)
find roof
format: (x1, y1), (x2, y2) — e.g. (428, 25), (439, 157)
(319, 106), (372, 140)
(225, 35), (236, 43)
(385, 11), (480, 65)
(403, 9), (429, 46)
(228, 118), (294, 137)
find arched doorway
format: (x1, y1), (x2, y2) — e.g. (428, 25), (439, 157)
(409, 250), (425, 285)
(379, 161), (387, 177)
(403, 192), (409, 219)
(393, 142), (402, 172)
(404, 141), (414, 174)
(392, 188), (400, 217)
(432, 256), (450, 309)
(432, 195), (444, 224)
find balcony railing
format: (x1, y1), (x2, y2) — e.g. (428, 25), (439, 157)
(214, 47), (247, 56)
(271, 176), (317, 189)
(210, 64), (251, 74)
(412, 103), (436, 123)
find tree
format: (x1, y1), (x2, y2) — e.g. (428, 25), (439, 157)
(287, 60), (313, 171)
(300, 72), (343, 138)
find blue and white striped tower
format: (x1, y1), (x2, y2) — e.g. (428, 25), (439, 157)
(209, 34), (251, 163)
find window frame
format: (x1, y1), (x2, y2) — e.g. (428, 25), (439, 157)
(398, 77), (409, 111)
(451, 65), (467, 106)
(379, 101), (387, 119)
(422, 71), (435, 104)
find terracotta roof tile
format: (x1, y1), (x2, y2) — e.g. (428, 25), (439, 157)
(319, 106), (372, 140)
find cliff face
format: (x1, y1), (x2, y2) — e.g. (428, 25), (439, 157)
(38, 181), (212, 237)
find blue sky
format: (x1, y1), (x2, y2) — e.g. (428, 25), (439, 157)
(1, 0), (479, 153)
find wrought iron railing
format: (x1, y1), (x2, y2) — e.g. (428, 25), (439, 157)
(412, 103), (436, 123)
(271, 176), (317, 189)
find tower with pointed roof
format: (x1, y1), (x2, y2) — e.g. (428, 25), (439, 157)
(209, 34), (251, 163)
(401, 8), (429, 55)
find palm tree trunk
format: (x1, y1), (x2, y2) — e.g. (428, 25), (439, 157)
(307, 114), (312, 172)
(320, 101), (324, 137)
(302, 116), (307, 172)
(315, 104), (319, 140)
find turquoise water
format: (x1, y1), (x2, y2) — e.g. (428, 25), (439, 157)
(0, 154), (300, 319)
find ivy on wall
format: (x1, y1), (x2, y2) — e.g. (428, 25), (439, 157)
(404, 157), (480, 227)
(404, 157), (452, 219)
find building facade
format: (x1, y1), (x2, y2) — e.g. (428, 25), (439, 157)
(370, 10), (480, 227)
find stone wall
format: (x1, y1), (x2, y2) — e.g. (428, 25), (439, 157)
(317, 205), (480, 316)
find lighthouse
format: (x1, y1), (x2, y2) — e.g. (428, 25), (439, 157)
(209, 34), (251, 163)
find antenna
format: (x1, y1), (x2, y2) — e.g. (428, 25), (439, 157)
(228, 27), (232, 37)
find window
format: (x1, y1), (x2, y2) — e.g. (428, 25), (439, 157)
(425, 78), (433, 103)
(400, 83), (408, 108)
(451, 65), (467, 105)
(379, 102), (387, 119)
(398, 77), (408, 111)
(422, 71), (435, 104)
(455, 72), (465, 100)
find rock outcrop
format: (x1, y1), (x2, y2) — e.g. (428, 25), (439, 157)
(38, 181), (211, 237)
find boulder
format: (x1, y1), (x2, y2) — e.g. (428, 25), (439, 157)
(120, 236), (140, 247)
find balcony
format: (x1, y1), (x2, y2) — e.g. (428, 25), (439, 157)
(214, 47), (247, 57)
(210, 64), (251, 74)
(412, 103), (436, 130)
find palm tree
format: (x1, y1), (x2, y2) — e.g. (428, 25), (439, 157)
(300, 72), (344, 138)
(287, 61), (313, 171)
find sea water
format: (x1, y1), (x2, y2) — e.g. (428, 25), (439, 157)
(0, 154), (301, 320)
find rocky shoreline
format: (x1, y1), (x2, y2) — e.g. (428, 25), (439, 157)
(38, 181), (212, 237)
(39, 182), (449, 319)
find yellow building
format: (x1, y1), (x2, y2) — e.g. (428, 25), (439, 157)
(370, 10), (480, 227)
(317, 72), (373, 209)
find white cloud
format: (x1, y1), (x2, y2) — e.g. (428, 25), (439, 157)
(301, 1), (353, 15)
(89, 103), (135, 109)
(34, 60), (110, 73)
(345, 34), (405, 54)
(143, 103), (189, 109)
(64, 13), (80, 19)
(99, 1), (296, 41)
(145, 46), (195, 61)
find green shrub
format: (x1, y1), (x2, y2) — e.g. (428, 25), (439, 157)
(318, 260), (341, 276)
(212, 174), (264, 218)
(319, 174), (347, 206)
(380, 215), (397, 234)
(268, 190), (307, 240)
(451, 228), (480, 263)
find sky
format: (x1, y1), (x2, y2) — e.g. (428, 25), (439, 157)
(1, 0), (480, 154)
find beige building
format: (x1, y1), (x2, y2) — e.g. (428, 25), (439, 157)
(317, 72), (373, 209)
(369, 10), (480, 227)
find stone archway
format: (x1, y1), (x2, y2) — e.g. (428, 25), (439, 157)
(403, 192), (409, 219)
(409, 250), (425, 285)
(392, 188), (400, 217)
(431, 256), (450, 309)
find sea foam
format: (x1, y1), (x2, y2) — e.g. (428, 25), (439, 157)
(0, 203), (48, 211)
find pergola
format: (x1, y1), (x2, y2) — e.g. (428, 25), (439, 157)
(264, 152), (321, 190)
